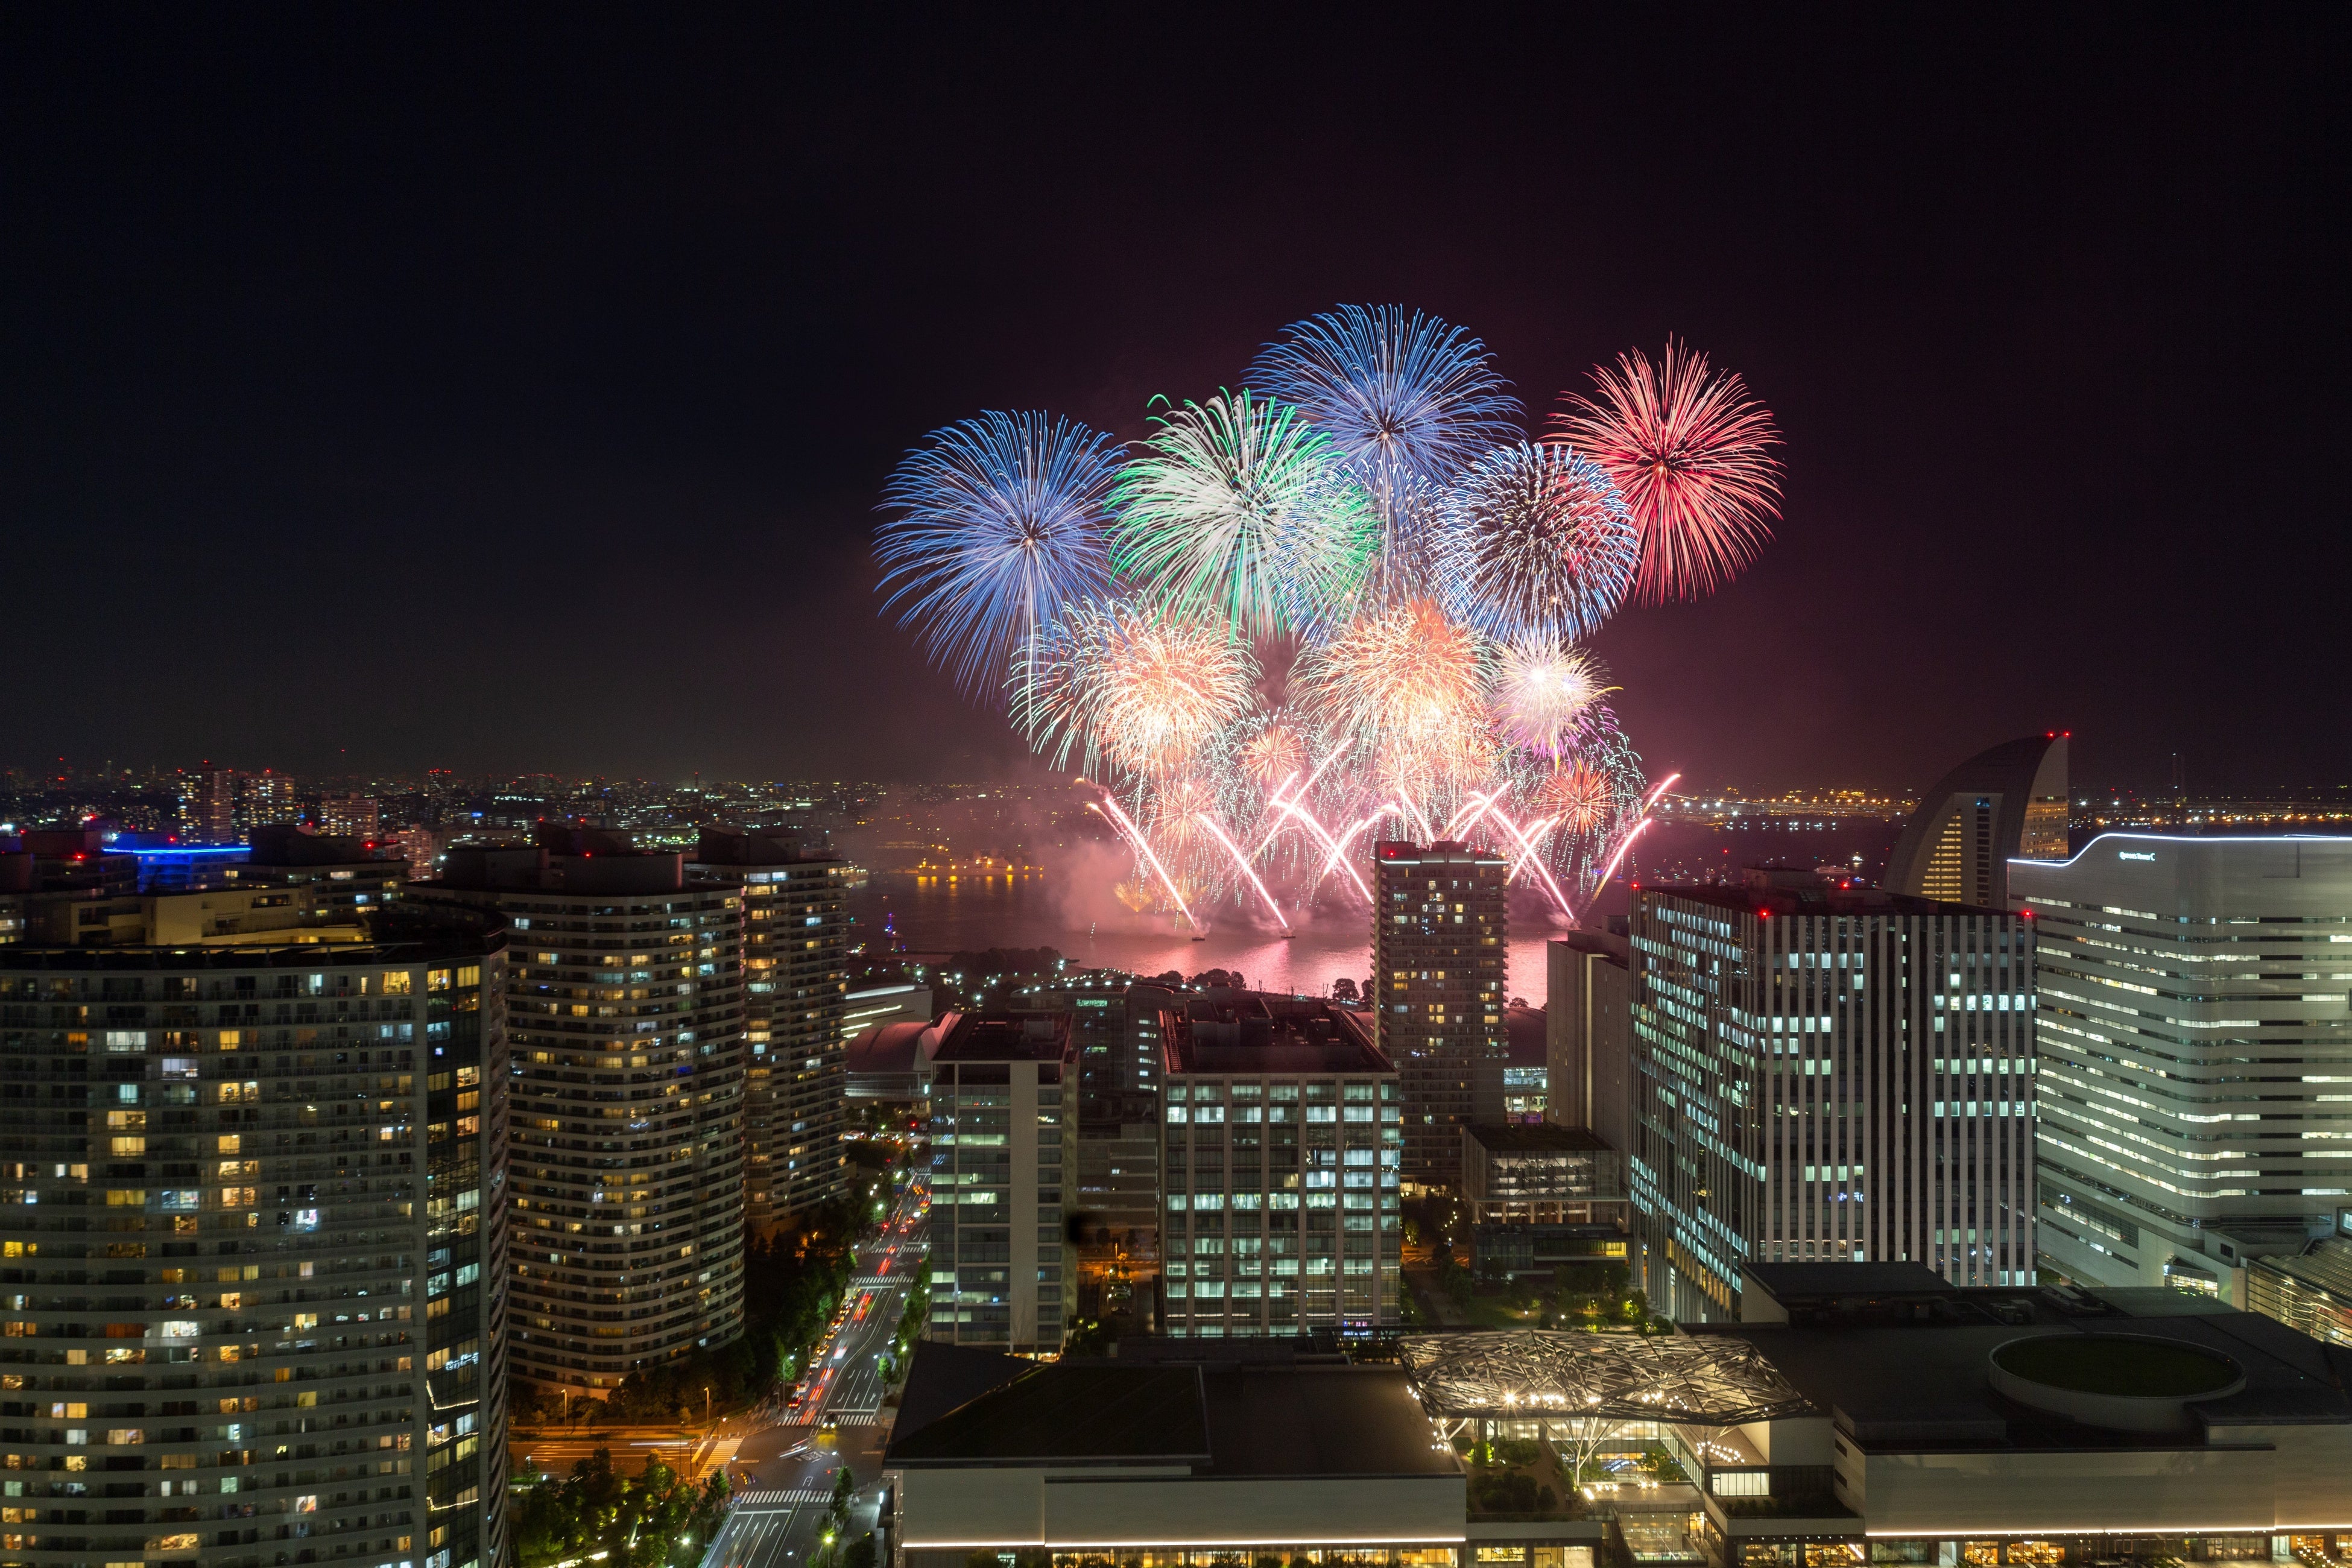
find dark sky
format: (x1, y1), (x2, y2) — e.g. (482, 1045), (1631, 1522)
(5, 10), (2346, 792)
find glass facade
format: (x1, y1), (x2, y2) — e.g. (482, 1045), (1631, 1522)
(1630, 883), (2036, 1318)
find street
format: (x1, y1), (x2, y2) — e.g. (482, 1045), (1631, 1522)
(699, 1166), (928, 1568)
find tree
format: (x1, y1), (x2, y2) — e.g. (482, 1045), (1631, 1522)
(843, 1535), (877, 1568)
(511, 1448), (728, 1568)
(1330, 976), (1359, 1002)
(1061, 1315), (1115, 1357)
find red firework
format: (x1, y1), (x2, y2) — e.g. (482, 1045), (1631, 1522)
(1552, 339), (1782, 602)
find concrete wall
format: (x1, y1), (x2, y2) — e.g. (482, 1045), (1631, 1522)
(1847, 1422), (2352, 1534)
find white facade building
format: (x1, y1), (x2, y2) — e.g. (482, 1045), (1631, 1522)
(2011, 833), (2352, 1302)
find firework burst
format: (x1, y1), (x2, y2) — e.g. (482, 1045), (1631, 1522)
(1491, 640), (1617, 757)
(1292, 597), (1493, 760)
(876, 306), (1783, 925)
(876, 410), (1122, 698)
(1017, 599), (1259, 779)
(1111, 390), (1377, 638)
(1249, 305), (1523, 498)
(1552, 339), (1783, 602)
(1535, 762), (1616, 836)
(1437, 441), (1640, 642)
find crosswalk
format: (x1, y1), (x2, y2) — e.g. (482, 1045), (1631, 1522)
(729, 1489), (827, 1509)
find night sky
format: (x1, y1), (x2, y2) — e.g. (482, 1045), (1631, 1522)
(5, 11), (2346, 792)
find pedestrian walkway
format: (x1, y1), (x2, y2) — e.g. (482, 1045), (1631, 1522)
(729, 1489), (829, 1509)
(827, 1411), (886, 1427)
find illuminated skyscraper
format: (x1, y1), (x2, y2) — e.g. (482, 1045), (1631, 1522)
(2011, 833), (2352, 1303)
(1630, 870), (2037, 1320)
(0, 912), (512, 1568)
(691, 829), (849, 1231)
(241, 770), (302, 836)
(1372, 840), (1509, 1193)
(406, 829), (747, 1398)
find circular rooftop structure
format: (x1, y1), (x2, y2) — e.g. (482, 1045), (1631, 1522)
(1989, 1333), (2244, 1434)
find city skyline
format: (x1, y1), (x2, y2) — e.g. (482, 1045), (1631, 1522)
(5, 13), (2348, 791)
(8, 16), (2352, 1568)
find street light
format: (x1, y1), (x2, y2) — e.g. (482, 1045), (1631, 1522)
(703, 1386), (711, 1424)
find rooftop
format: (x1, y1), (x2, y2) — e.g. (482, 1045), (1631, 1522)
(1374, 839), (1508, 866)
(1701, 1269), (2352, 1449)
(1640, 871), (2005, 920)
(2255, 1236), (2352, 1303)
(886, 1355), (1458, 1479)
(1162, 991), (1392, 1076)
(932, 1010), (1071, 1063)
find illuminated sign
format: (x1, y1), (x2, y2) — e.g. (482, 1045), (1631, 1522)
(2117, 852), (2155, 861)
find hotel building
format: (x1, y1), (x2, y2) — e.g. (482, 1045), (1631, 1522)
(0, 920), (511, 1568)
(2010, 833), (2352, 1303)
(1631, 870), (2036, 1319)
(1373, 841), (1510, 1193)
(1884, 733), (2072, 908)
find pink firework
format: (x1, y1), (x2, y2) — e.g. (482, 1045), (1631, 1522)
(1552, 339), (1783, 602)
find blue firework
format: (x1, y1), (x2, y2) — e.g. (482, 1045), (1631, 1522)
(1436, 441), (1639, 643)
(876, 410), (1124, 699)
(1247, 305), (1523, 502)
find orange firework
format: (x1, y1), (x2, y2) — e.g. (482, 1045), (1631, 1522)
(1535, 762), (1615, 836)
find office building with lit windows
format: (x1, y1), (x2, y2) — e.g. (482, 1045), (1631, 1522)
(0, 916), (511, 1568)
(690, 829), (848, 1231)
(1630, 870), (2036, 1320)
(1373, 841), (1509, 1193)
(405, 828), (747, 1396)
(1055, 976), (1174, 1257)
(923, 1013), (1075, 1354)
(1159, 993), (1402, 1338)
(2010, 834), (2352, 1304)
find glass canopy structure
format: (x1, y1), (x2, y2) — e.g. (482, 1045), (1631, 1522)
(1399, 1329), (1813, 1425)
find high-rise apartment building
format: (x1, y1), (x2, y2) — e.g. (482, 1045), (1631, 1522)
(0, 918), (513, 1568)
(923, 1013), (1075, 1354)
(406, 830), (748, 1397)
(1372, 840), (1509, 1193)
(1885, 734), (2070, 908)
(690, 829), (848, 1231)
(314, 797), (382, 840)
(185, 769), (239, 844)
(1159, 993), (1402, 1338)
(1630, 870), (2036, 1319)
(2010, 833), (2352, 1303)
(242, 772), (302, 837)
